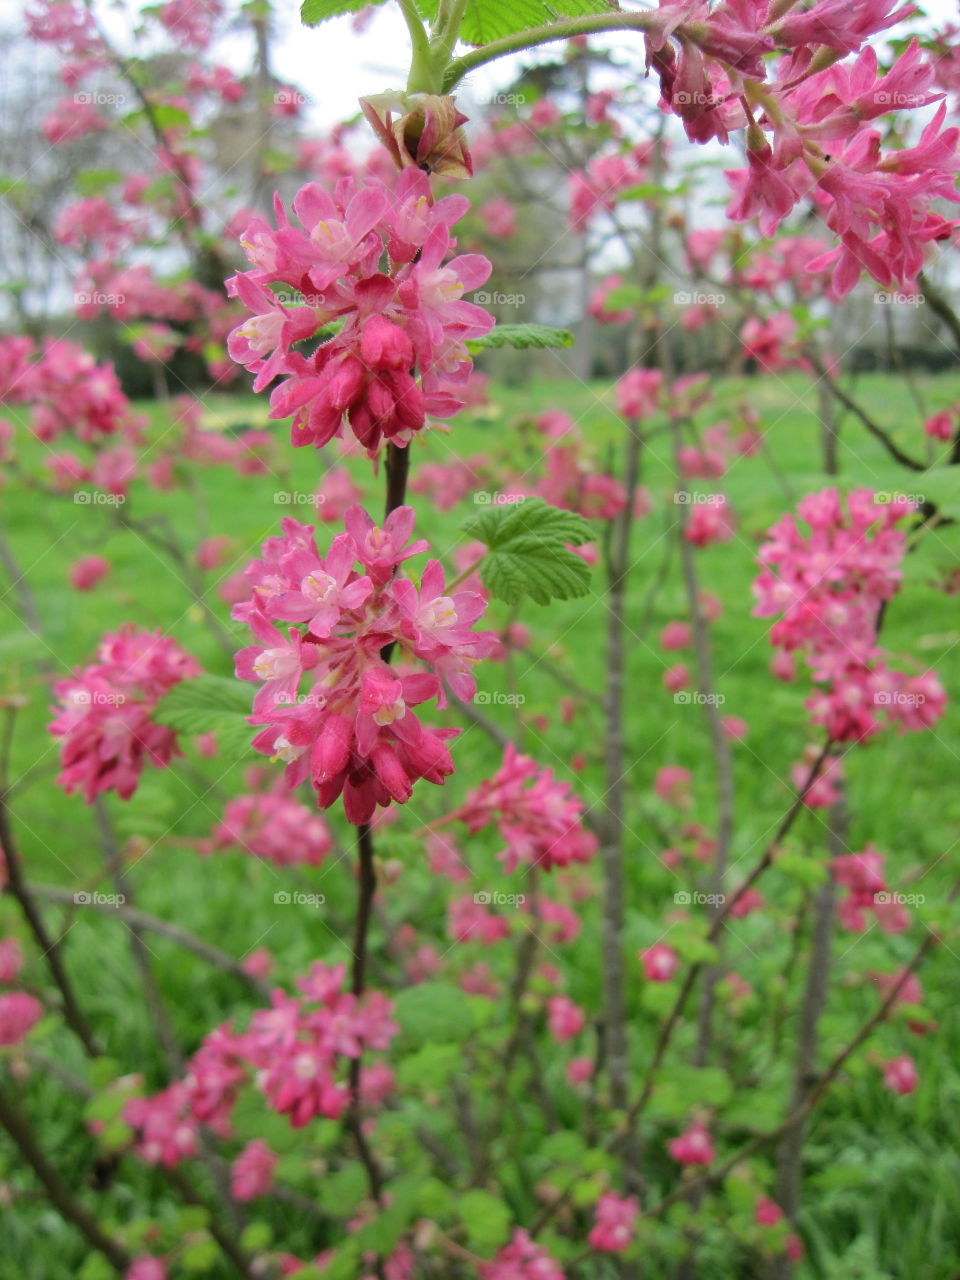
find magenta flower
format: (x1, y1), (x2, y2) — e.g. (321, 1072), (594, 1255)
(233, 505), (494, 825)
(50, 626), (199, 802)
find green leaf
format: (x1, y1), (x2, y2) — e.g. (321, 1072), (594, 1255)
(394, 981), (474, 1042)
(301, 0), (385, 25)
(457, 1188), (512, 1253)
(466, 323), (574, 352)
(461, 497), (593, 606)
(153, 675), (255, 759)
(460, 0), (617, 46)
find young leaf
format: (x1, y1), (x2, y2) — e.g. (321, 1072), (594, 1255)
(301, 0), (386, 25)
(460, 0), (617, 46)
(466, 323), (574, 352)
(462, 497), (594, 606)
(153, 675), (254, 758)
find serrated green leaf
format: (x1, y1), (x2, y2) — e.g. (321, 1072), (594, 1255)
(462, 497), (593, 606)
(153, 675), (255, 760)
(301, 0), (385, 25)
(460, 0), (617, 46)
(466, 323), (574, 352)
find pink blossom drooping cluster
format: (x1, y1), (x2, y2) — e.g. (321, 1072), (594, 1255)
(123, 962), (396, 1165)
(753, 488), (946, 742)
(232, 505), (495, 824)
(479, 1229), (565, 1280)
(204, 771), (334, 868)
(50, 626), (200, 802)
(227, 168), (493, 456)
(451, 744), (598, 873)
(831, 845), (909, 933)
(0, 335), (143, 445)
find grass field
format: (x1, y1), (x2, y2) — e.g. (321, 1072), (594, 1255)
(2, 370), (960, 1278)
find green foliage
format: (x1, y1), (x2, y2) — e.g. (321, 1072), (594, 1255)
(394, 981), (474, 1042)
(461, 497), (593, 605)
(300, 0), (381, 27)
(466, 323), (574, 352)
(153, 674), (254, 757)
(459, 0), (617, 46)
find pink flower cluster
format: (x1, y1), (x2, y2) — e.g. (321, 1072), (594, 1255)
(0, 335), (143, 445)
(123, 963), (396, 1165)
(588, 1192), (639, 1253)
(480, 1229), (565, 1280)
(452, 744), (598, 873)
(232, 505), (494, 824)
(205, 774), (334, 868)
(0, 940), (41, 1048)
(753, 488), (946, 741)
(227, 168), (493, 455)
(50, 626), (199, 802)
(831, 845), (909, 933)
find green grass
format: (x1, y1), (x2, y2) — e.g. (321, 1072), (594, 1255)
(2, 370), (960, 1278)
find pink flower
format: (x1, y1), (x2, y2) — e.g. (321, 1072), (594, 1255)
(547, 995), (585, 1043)
(924, 410), (954, 441)
(49, 626), (199, 802)
(616, 368), (663, 419)
(685, 498), (734, 547)
(227, 169), (493, 456)
(588, 1191), (639, 1253)
(69, 555), (110, 591)
(641, 943), (679, 982)
(567, 1057), (594, 1086)
(0, 938), (24, 983)
(231, 1139), (277, 1200)
(480, 1230), (565, 1280)
(721, 715), (748, 740)
(653, 765), (692, 807)
(0, 991), (43, 1046)
(453, 744), (597, 873)
(882, 1054), (918, 1095)
(755, 1197), (784, 1226)
(447, 896), (510, 945)
(664, 663), (690, 693)
(660, 621), (692, 651)
(668, 1121), (715, 1166)
(209, 787), (333, 868)
(126, 1260), (167, 1280)
(233, 507), (494, 825)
